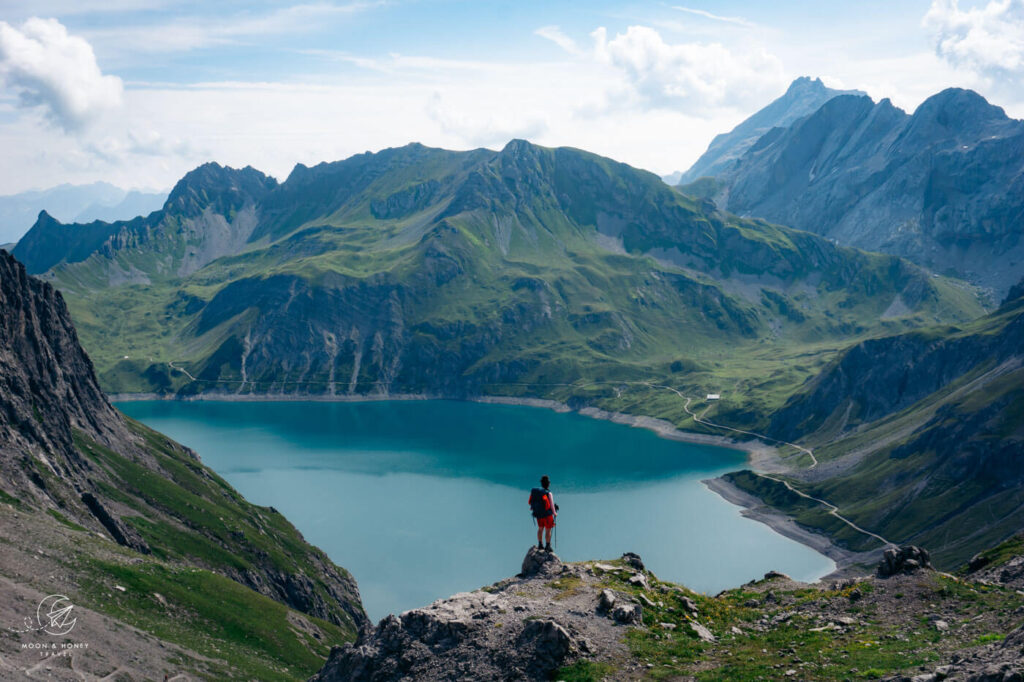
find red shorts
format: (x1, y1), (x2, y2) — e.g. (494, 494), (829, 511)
(536, 515), (555, 529)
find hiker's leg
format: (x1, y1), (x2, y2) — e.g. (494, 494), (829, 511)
(545, 527), (553, 544)
(537, 526), (543, 544)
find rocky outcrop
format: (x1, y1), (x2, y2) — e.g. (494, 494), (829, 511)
(312, 549), (654, 681)
(705, 87), (1024, 297)
(520, 545), (561, 577)
(312, 543), (1024, 681)
(877, 546), (933, 577)
(0, 248), (126, 487)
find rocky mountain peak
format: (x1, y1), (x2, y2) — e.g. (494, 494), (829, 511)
(164, 161), (277, 218)
(709, 83), (1024, 296)
(34, 209), (58, 225)
(783, 75), (828, 97)
(913, 87), (1008, 126)
(499, 138), (544, 163)
(679, 76), (866, 183)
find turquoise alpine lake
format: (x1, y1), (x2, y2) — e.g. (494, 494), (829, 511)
(116, 400), (834, 622)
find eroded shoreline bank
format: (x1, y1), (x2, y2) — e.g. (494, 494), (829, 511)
(109, 390), (856, 575)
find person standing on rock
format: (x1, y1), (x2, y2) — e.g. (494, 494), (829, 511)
(529, 475), (558, 551)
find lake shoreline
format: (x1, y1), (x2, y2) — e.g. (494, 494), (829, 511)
(702, 476), (879, 577)
(110, 390), (850, 576)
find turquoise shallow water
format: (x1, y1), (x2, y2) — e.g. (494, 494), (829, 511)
(117, 400), (834, 621)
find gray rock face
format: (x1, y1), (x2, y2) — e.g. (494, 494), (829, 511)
(878, 546), (933, 577)
(680, 77), (865, 184)
(598, 589), (617, 612)
(13, 163), (276, 277)
(689, 621), (716, 642)
(0, 249), (125, 493)
(707, 88), (1024, 297)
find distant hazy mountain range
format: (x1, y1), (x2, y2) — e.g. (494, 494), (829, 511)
(0, 182), (167, 244)
(681, 82), (1024, 298)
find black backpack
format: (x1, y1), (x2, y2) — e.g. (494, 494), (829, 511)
(530, 487), (553, 518)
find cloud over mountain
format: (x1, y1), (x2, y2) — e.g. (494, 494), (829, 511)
(924, 0), (1024, 83)
(0, 17), (122, 132)
(538, 24), (784, 113)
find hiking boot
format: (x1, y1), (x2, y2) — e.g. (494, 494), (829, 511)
(545, 543), (553, 552)
(537, 542), (544, 551)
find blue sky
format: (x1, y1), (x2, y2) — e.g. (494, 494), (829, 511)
(0, 0), (1021, 194)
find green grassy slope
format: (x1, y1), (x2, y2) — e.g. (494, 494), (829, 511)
(735, 292), (1024, 567)
(24, 141), (984, 431)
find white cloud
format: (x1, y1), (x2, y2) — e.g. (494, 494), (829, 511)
(923, 0), (1024, 82)
(426, 92), (548, 147)
(0, 17), (123, 132)
(670, 6), (755, 28)
(590, 25), (784, 111)
(534, 25), (583, 56)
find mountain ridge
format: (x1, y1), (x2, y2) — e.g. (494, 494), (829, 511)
(12, 141), (985, 412)
(693, 85), (1024, 297)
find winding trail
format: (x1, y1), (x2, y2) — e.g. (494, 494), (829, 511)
(646, 383), (819, 468)
(645, 383), (895, 549)
(167, 361), (197, 382)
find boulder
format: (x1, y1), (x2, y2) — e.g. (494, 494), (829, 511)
(517, 619), (575, 677)
(628, 573), (650, 590)
(611, 603), (643, 625)
(312, 590), (579, 681)
(877, 546), (933, 577)
(598, 589), (617, 612)
(690, 622), (716, 642)
(621, 552), (645, 571)
(521, 546), (561, 578)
